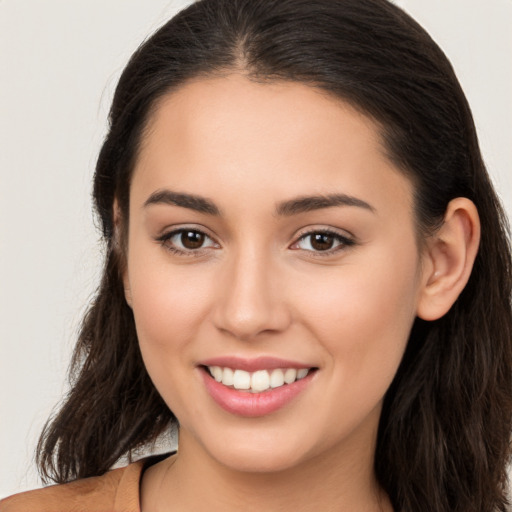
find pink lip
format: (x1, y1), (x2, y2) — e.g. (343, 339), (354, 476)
(199, 356), (313, 372)
(199, 367), (315, 418)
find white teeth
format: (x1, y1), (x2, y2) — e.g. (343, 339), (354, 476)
(251, 370), (270, 392)
(207, 366), (311, 393)
(297, 368), (308, 380)
(233, 369), (251, 390)
(269, 369), (285, 388)
(211, 366), (223, 382)
(222, 367), (234, 386)
(283, 368), (297, 384)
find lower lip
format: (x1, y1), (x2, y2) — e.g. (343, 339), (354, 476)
(200, 368), (314, 417)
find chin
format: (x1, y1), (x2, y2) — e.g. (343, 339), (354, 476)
(214, 443), (306, 474)
(189, 425), (312, 474)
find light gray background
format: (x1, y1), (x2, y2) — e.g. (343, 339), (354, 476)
(1, 0), (511, 498)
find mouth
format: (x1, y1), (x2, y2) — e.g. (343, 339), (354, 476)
(203, 365), (315, 393)
(198, 360), (318, 417)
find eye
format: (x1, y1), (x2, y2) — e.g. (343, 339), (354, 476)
(291, 229), (355, 254)
(157, 228), (219, 256)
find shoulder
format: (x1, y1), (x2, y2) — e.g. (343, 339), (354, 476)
(0, 460), (145, 512)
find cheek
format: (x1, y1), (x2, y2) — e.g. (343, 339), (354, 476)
(294, 246), (420, 379)
(286, 251), (420, 446)
(126, 257), (217, 418)
(126, 249), (215, 360)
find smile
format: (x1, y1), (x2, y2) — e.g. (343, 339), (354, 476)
(199, 358), (317, 417)
(207, 366), (310, 393)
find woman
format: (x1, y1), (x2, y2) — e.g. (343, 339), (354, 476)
(2, 0), (511, 511)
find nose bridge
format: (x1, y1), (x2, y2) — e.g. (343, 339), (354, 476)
(214, 243), (289, 340)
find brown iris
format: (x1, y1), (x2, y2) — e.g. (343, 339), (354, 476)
(181, 230), (205, 249)
(310, 233), (335, 251)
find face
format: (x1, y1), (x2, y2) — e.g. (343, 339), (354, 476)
(124, 75), (426, 473)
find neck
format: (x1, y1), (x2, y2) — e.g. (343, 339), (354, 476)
(141, 426), (393, 512)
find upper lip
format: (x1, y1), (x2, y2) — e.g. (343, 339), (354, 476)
(199, 356), (315, 372)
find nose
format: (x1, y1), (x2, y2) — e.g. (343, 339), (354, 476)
(213, 250), (292, 341)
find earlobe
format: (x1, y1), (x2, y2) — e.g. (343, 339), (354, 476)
(124, 282), (133, 308)
(417, 198), (480, 321)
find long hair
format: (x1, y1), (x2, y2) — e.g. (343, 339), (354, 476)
(37, 1), (512, 510)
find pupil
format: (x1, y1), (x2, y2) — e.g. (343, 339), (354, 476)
(311, 233), (334, 251)
(181, 231), (204, 249)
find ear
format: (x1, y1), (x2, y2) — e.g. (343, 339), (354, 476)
(416, 197), (480, 321)
(113, 200), (133, 309)
(124, 279), (133, 309)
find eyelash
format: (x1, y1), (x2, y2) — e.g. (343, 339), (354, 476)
(292, 228), (356, 256)
(156, 227), (355, 258)
(156, 228), (219, 258)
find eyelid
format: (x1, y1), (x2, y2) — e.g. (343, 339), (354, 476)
(289, 227), (356, 256)
(156, 225), (220, 257)
(155, 224), (356, 258)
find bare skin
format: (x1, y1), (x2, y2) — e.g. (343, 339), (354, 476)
(121, 75), (479, 511)
(141, 423), (391, 512)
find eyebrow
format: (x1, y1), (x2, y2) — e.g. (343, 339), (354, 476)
(143, 189), (375, 216)
(275, 194), (375, 216)
(144, 190), (220, 215)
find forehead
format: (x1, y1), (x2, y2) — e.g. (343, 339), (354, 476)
(140, 74), (384, 165)
(133, 74), (413, 219)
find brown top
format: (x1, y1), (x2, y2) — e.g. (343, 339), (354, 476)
(0, 453), (170, 512)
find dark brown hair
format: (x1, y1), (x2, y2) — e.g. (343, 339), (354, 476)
(37, 1), (512, 510)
